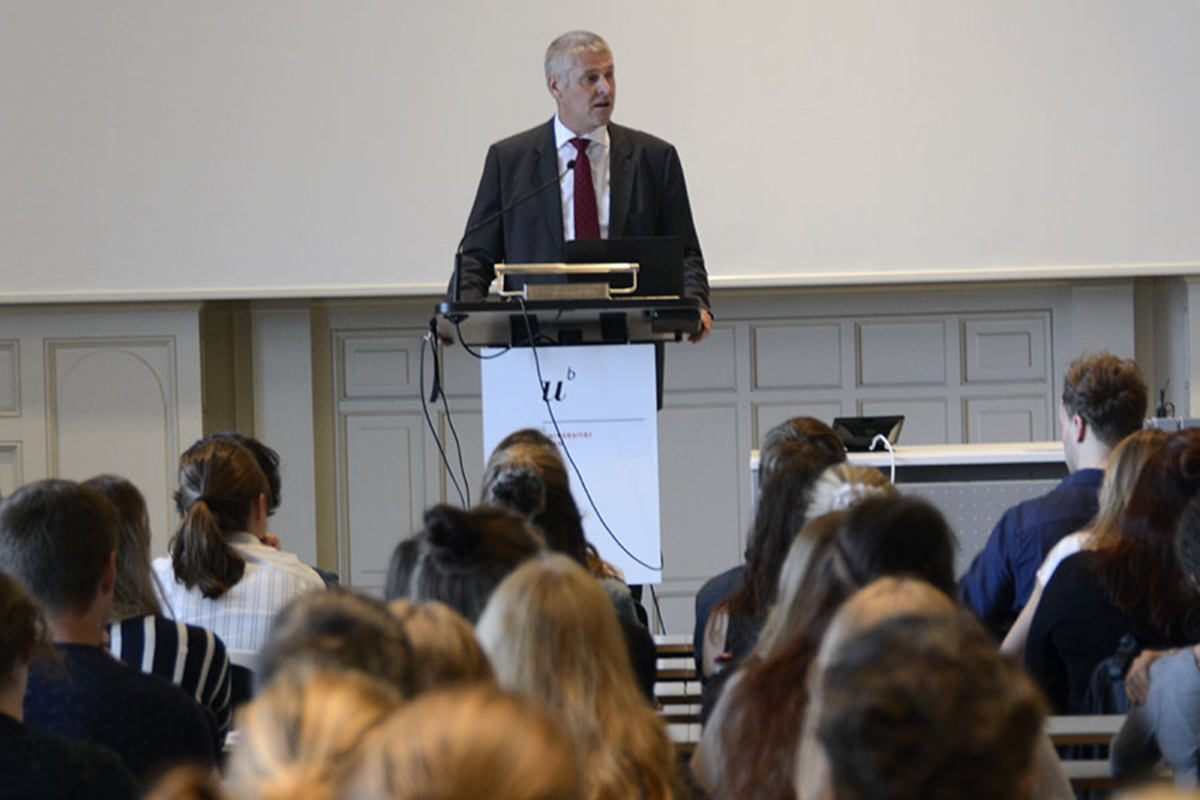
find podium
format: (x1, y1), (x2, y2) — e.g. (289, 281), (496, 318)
(436, 293), (698, 584)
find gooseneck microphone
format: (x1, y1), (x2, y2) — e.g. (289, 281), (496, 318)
(451, 160), (575, 306)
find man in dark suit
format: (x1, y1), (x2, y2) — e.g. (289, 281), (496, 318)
(456, 30), (712, 342)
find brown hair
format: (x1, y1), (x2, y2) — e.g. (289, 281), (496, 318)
(1092, 429), (1200, 637)
(0, 480), (119, 615)
(0, 569), (56, 688)
(477, 554), (679, 800)
(353, 686), (583, 800)
(83, 474), (163, 620)
(1061, 352), (1148, 448)
(387, 598), (493, 693)
(169, 439), (268, 599)
(757, 416), (846, 487)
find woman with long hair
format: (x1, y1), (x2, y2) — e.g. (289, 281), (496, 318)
(698, 495), (957, 800)
(351, 685), (582, 800)
(153, 438), (325, 673)
(476, 553), (680, 800)
(85, 474), (234, 744)
(1000, 429), (1167, 659)
(480, 432), (657, 696)
(1026, 428), (1200, 713)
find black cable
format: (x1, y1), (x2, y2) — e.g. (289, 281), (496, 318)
(648, 584), (666, 635)
(516, 297), (664, 572)
(453, 320), (511, 359)
(438, 354), (471, 507)
(419, 331), (466, 506)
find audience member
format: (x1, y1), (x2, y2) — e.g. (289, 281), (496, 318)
(224, 666), (401, 800)
(258, 588), (414, 697)
(1026, 428), (1200, 712)
(481, 432), (657, 696)
(477, 553), (680, 800)
(0, 480), (216, 783)
(384, 503), (542, 623)
(694, 495), (956, 800)
(154, 437), (326, 676)
(85, 473), (234, 743)
(811, 612), (1046, 800)
(961, 351), (1148, 638)
(351, 685), (583, 800)
(693, 418), (847, 682)
(1000, 429), (1166, 659)
(795, 577), (1070, 800)
(387, 598), (494, 693)
(0, 568), (139, 799)
(1110, 492), (1200, 787)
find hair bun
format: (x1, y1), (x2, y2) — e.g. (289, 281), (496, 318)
(424, 505), (478, 559)
(488, 467), (546, 518)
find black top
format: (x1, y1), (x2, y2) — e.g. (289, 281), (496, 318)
(0, 711), (139, 800)
(24, 643), (217, 784)
(1025, 551), (1182, 713)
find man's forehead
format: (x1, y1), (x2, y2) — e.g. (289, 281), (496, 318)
(571, 50), (613, 74)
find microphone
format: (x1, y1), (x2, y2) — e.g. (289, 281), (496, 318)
(451, 159), (575, 306)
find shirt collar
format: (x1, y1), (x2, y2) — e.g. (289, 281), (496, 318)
(554, 115), (609, 151)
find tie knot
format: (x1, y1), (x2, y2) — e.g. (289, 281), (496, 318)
(570, 137), (591, 156)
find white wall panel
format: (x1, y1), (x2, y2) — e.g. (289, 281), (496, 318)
(858, 320), (947, 386)
(965, 395), (1050, 443)
(752, 323), (842, 390)
(963, 315), (1049, 383)
(0, 442), (22, 497)
(0, 342), (18, 415)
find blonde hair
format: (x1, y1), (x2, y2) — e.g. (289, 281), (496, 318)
(145, 766), (226, 800)
(476, 554), (679, 800)
(83, 474), (164, 621)
(353, 686), (582, 800)
(805, 463), (895, 524)
(225, 667), (401, 800)
(1088, 428), (1167, 551)
(752, 513), (841, 659)
(387, 598), (494, 693)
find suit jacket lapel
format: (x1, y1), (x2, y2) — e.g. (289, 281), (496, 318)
(534, 119), (565, 257)
(608, 123), (635, 238)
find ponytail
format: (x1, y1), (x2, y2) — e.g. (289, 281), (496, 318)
(169, 439), (266, 599)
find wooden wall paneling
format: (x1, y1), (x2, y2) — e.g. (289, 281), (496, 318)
(46, 337), (179, 551)
(751, 322), (843, 390)
(964, 396), (1051, 443)
(857, 319), (948, 387)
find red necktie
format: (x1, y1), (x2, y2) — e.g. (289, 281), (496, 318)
(570, 137), (600, 239)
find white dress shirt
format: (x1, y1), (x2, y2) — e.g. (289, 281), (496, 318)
(554, 115), (610, 241)
(152, 532), (325, 669)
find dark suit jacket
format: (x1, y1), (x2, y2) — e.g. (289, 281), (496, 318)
(456, 119), (710, 308)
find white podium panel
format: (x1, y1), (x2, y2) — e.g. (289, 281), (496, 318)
(481, 344), (662, 584)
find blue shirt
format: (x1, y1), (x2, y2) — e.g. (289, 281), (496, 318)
(959, 468), (1103, 638)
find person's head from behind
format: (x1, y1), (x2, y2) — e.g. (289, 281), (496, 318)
(384, 504), (542, 624)
(753, 512), (843, 659)
(795, 577), (962, 800)
(1099, 429), (1200, 631)
(187, 432), (283, 517)
(82, 474), (163, 621)
(387, 598), (493, 694)
(1060, 351), (1148, 470)
(481, 440), (588, 564)
(544, 31), (614, 135)
(259, 588), (413, 697)
(1088, 428), (1167, 550)
(813, 612), (1045, 800)
(758, 416), (846, 489)
(475, 553), (675, 799)
(0, 479), (119, 626)
(476, 553), (635, 710)
(225, 666), (401, 800)
(352, 686), (582, 800)
(0, 569), (55, 697)
(834, 495), (957, 596)
(727, 444), (853, 623)
(171, 438), (270, 599)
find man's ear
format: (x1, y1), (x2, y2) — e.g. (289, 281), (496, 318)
(99, 549), (117, 595)
(1072, 414), (1088, 443)
(547, 73), (562, 100)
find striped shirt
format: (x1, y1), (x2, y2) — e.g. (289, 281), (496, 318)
(107, 615), (232, 744)
(152, 532), (326, 670)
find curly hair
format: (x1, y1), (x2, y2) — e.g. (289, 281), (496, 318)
(1061, 352), (1148, 448)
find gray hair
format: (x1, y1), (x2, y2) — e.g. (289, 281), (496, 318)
(544, 30), (611, 81)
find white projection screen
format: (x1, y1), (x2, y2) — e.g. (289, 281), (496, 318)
(2, 0), (1198, 302)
